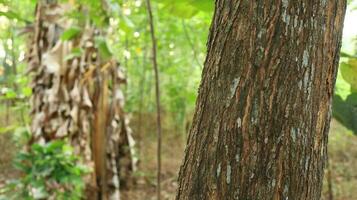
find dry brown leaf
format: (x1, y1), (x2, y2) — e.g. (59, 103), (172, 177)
(27, 2), (136, 198)
(42, 42), (63, 74)
(82, 87), (93, 108)
(56, 119), (69, 138)
(70, 104), (79, 124)
(70, 81), (81, 103)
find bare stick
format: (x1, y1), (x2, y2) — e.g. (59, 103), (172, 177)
(181, 20), (203, 69)
(145, 0), (162, 199)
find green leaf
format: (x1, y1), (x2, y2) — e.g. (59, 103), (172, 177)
(64, 48), (83, 60)
(340, 52), (357, 59)
(0, 124), (17, 134)
(62, 144), (74, 156)
(46, 140), (65, 152)
(21, 87), (32, 97)
(61, 27), (81, 41)
(335, 69), (352, 100)
(119, 14), (135, 33)
(0, 10), (26, 21)
(340, 58), (357, 91)
(31, 143), (44, 153)
(13, 127), (31, 144)
(122, 14), (135, 28)
(333, 93), (357, 135)
(153, 0), (213, 17)
(163, 2), (198, 19)
(5, 89), (17, 99)
(189, 0), (214, 13)
(95, 36), (113, 60)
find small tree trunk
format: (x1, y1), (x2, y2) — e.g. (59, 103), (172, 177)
(146, 0), (163, 199)
(26, 1), (136, 199)
(176, 1), (346, 199)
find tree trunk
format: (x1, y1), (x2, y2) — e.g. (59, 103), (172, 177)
(176, 1), (346, 200)
(26, 1), (136, 199)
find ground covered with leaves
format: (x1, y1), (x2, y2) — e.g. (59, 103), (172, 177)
(1, 118), (357, 200)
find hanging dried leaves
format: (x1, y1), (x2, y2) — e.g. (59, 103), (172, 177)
(25, 1), (136, 199)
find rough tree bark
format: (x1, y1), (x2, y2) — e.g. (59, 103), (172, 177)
(25, 1), (136, 199)
(177, 0), (346, 200)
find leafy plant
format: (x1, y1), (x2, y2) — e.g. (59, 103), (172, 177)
(60, 26), (82, 41)
(334, 52), (357, 134)
(1, 140), (89, 200)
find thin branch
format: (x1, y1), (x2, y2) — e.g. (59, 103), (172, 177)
(181, 19), (203, 69)
(145, 1), (162, 200)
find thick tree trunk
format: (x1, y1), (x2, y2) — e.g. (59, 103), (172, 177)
(176, 1), (346, 200)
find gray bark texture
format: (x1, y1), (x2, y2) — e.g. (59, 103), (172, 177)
(176, 0), (347, 199)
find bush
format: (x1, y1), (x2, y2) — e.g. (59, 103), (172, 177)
(1, 140), (88, 200)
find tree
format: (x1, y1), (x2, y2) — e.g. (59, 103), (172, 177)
(25, 1), (136, 199)
(176, 1), (347, 199)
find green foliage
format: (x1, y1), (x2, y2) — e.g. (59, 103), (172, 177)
(0, 0), (355, 139)
(77, 0), (110, 27)
(1, 140), (88, 200)
(332, 1), (357, 134)
(334, 4), (357, 133)
(0, 1), (355, 199)
(333, 93), (357, 133)
(162, 1), (199, 19)
(340, 58), (357, 91)
(0, 10), (26, 22)
(153, 0), (214, 18)
(95, 36), (113, 61)
(64, 47), (83, 61)
(60, 26), (81, 41)
(189, 0), (214, 12)
(334, 56), (357, 134)
(0, 0), (214, 135)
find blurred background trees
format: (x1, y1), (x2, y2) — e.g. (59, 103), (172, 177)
(0, 0), (356, 199)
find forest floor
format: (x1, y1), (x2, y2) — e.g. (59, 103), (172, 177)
(122, 118), (357, 200)
(1, 117), (357, 200)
